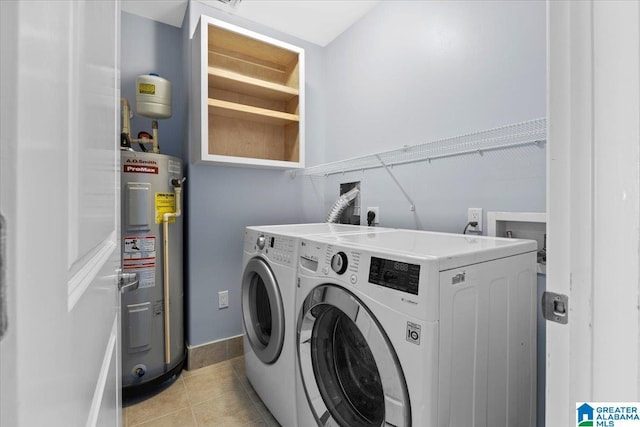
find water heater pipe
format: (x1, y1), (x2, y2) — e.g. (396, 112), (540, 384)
(121, 98), (132, 138)
(120, 97), (161, 153)
(162, 178), (185, 367)
(151, 121), (160, 154)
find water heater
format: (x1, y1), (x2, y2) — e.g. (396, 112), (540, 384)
(120, 150), (185, 396)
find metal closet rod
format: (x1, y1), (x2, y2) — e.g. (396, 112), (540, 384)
(292, 117), (547, 177)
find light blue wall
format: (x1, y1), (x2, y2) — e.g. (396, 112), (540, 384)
(309, 0), (546, 234)
(322, 0), (546, 163)
(185, 3), (326, 346)
(318, 146), (545, 232)
(121, 12), (186, 160)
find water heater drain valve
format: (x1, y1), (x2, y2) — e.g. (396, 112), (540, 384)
(132, 364), (147, 378)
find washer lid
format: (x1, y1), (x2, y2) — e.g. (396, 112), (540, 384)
(310, 229), (537, 271)
(246, 223), (377, 236)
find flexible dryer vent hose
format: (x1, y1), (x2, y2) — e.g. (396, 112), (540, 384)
(326, 187), (360, 223)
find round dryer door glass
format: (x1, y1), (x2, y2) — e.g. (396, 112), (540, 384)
(250, 275), (272, 346)
(297, 285), (411, 427)
(313, 307), (384, 426)
(242, 257), (285, 364)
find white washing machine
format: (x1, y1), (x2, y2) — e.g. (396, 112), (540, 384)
(241, 223), (393, 427)
(295, 230), (538, 427)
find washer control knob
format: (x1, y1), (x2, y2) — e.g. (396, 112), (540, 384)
(256, 235), (266, 250)
(330, 252), (348, 275)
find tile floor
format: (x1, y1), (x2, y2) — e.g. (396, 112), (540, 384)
(122, 356), (281, 427)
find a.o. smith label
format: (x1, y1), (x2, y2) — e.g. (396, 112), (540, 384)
(123, 158), (158, 175)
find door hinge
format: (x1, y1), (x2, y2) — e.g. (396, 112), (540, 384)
(542, 291), (569, 324)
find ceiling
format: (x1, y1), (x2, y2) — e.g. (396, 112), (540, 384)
(121, 0), (380, 46)
(121, 0), (189, 28)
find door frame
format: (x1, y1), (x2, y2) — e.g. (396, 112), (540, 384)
(547, 1), (640, 424)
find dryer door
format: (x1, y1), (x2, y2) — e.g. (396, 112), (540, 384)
(297, 285), (411, 427)
(242, 257), (285, 364)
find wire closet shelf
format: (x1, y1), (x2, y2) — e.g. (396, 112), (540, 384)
(295, 117), (546, 177)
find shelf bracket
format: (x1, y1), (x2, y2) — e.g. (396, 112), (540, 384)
(375, 154), (415, 211)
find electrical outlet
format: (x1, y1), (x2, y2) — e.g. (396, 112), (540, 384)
(468, 208), (483, 232)
(367, 207), (380, 225)
(218, 290), (229, 309)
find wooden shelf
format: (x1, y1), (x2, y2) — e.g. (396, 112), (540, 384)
(208, 99), (299, 126)
(192, 16), (305, 168)
(208, 24), (298, 71)
(208, 67), (299, 101)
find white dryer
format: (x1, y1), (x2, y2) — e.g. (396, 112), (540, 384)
(295, 230), (538, 427)
(241, 223), (392, 427)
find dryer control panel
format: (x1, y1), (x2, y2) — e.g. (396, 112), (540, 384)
(369, 256), (420, 295)
(245, 230), (295, 266)
(297, 238), (435, 321)
(299, 240), (364, 287)
(265, 235), (295, 266)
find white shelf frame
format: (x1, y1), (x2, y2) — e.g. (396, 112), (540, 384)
(294, 118), (546, 177)
(192, 15), (306, 169)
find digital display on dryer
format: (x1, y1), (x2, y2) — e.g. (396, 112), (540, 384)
(368, 257), (420, 295)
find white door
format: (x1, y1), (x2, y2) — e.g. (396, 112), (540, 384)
(547, 1), (640, 425)
(0, 1), (122, 426)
